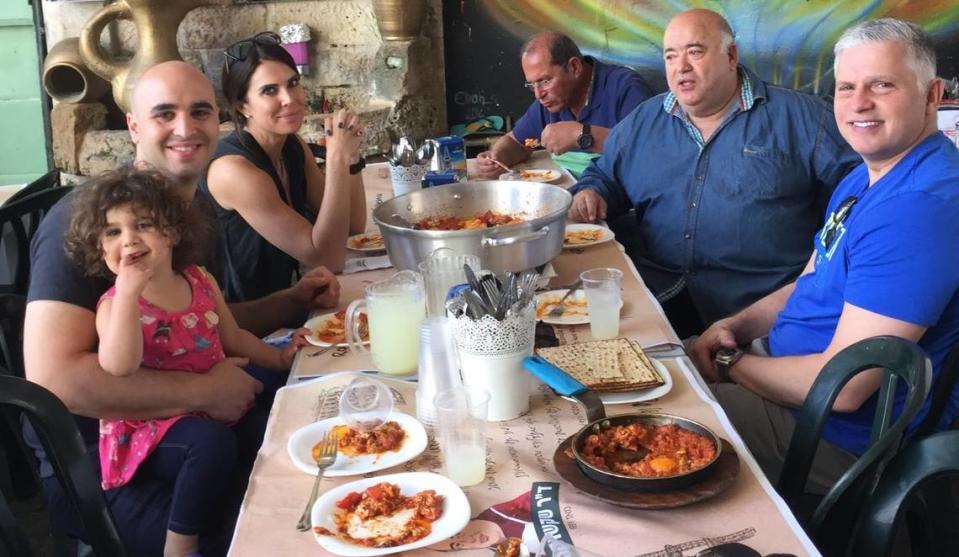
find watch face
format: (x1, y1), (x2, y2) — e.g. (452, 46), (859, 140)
(577, 133), (594, 149)
(715, 348), (742, 365)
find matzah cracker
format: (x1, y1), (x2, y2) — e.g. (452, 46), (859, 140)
(536, 338), (664, 392)
(536, 341), (625, 387)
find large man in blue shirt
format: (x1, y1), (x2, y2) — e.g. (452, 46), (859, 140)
(568, 9), (860, 336)
(690, 18), (959, 493)
(475, 32), (653, 179)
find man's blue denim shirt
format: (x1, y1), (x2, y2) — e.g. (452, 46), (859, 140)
(571, 66), (861, 325)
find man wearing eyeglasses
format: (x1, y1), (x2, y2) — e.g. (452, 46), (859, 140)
(690, 18), (959, 493)
(475, 32), (653, 179)
(568, 9), (860, 338)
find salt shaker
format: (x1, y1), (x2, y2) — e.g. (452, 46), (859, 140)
(415, 317), (462, 427)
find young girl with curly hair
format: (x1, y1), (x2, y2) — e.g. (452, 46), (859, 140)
(66, 166), (308, 557)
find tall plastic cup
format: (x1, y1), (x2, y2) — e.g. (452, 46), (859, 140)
(580, 268), (623, 340)
(415, 318), (462, 427)
(433, 387), (488, 486)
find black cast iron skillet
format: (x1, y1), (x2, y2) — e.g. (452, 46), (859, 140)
(523, 355), (722, 492)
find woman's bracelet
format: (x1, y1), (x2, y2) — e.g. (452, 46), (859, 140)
(349, 157), (366, 175)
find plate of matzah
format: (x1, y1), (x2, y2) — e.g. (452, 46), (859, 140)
(535, 338), (672, 404)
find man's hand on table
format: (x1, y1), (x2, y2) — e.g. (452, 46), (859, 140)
(540, 121), (581, 155)
(291, 266), (341, 310)
(475, 151), (506, 179)
(197, 357), (261, 422)
(689, 319), (740, 382)
(569, 190), (608, 222)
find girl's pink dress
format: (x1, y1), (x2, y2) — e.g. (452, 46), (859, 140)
(98, 265), (226, 489)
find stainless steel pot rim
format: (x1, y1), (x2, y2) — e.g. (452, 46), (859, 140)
(570, 413), (724, 482)
(373, 216), (557, 238)
(372, 181), (571, 236)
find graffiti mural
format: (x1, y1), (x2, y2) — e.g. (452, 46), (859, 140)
(481, 0), (959, 94)
(443, 1), (959, 128)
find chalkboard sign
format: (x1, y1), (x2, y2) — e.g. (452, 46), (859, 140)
(443, 1), (528, 131)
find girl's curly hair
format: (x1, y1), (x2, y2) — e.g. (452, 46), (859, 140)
(65, 165), (211, 278)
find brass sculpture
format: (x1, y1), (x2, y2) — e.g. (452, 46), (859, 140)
(79, 0), (225, 112)
(43, 38), (110, 104)
(372, 0), (426, 41)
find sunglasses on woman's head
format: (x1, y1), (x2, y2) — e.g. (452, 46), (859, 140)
(225, 32), (282, 64)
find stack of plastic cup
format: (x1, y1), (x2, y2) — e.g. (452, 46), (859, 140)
(415, 317), (462, 428)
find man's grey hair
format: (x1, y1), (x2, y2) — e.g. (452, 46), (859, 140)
(521, 32), (583, 67)
(717, 18), (736, 54)
(834, 18), (937, 91)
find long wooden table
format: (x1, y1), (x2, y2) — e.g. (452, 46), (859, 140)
(227, 154), (821, 557)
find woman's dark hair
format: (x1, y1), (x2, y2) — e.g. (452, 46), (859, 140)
(65, 165), (208, 278)
(222, 33), (299, 132)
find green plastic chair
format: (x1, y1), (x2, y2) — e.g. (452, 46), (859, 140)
(851, 429), (959, 557)
(776, 335), (931, 556)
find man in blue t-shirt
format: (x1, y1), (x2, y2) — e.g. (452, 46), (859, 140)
(475, 32), (653, 179)
(689, 18), (959, 494)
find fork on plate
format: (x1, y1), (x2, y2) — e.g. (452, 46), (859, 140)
(296, 429), (339, 531)
(547, 279), (583, 318)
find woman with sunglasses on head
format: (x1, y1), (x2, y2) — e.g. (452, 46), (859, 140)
(200, 32), (366, 304)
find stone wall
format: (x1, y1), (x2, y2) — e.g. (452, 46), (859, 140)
(42, 0), (446, 175)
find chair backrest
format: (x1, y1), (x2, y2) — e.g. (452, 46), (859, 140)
(0, 483), (34, 556)
(0, 294), (26, 377)
(0, 375), (127, 557)
(776, 336), (931, 552)
(0, 186), (73, 295)
(4, 169), (60, 207)
(851, 429), (959, 557)
(913, 341), (959, 438)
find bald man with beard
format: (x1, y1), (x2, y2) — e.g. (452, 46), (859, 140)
(23, 61), (338, 556)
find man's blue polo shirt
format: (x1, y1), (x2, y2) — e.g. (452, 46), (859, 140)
(510, 56), (653, 146)
(770, 133), (959, 454)
(570, 66), (860, 324)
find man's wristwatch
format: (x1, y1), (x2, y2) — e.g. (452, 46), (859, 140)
(714, 347), (744, 382)
(576, 123), (594, 149)
(349, 156), (366, 175)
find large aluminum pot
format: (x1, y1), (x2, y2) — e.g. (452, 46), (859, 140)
(373, 181), (572, 273)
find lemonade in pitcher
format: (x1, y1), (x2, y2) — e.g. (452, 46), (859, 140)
(346, 270), (426, 375)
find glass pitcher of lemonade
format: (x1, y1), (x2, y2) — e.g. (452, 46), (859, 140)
(345, 270), (426, 375)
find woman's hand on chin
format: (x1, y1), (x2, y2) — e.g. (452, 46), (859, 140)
(324, 109), (365, 163)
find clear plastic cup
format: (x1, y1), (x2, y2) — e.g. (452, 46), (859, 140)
(433, 387), (489, 486)
(338, 375), (393, 431)
(415, 318), (462, 427)
(580, 268), (624, 340)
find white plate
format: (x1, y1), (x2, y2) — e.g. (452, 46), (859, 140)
(597, 358), (674, 405)
(563, 223), (614, 249)
(288, 412), (427, 476)
(311, 472), (471, 556)
(499, 168), (562, 183)
(347, 232), (385, 252)
(535, 290), (624, 326)
(535, 290), (590, 325)
(304, 312), (369, 348)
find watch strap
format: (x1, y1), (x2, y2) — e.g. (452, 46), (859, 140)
(349, 156), (366, 175)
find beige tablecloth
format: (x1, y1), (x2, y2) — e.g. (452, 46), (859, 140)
(228, 155), (819, 557)
(230, 362), (816, 556)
